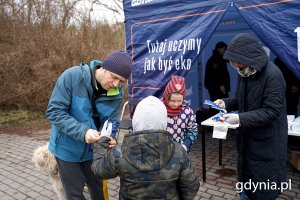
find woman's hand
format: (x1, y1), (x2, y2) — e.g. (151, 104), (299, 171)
(214, 99), (226, 111)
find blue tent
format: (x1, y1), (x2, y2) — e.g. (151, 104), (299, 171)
(123, 0), (300, 111)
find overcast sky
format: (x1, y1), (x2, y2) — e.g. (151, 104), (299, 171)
(77, 0), (124, 24)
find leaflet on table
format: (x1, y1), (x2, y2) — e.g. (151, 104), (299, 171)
(212, 113), (225, 122)
(294, 116), (300, 123)
(289, 116), (300, 132)
(287, 115), (295, 122)
(213, 124), (228, 139)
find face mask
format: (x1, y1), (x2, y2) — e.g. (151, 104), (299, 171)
(229, 61), (256, 77)
(238, 66), (257, 77)
(238, 67), (248, 76)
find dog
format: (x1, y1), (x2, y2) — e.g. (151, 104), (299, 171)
(32, 143), (66, 200)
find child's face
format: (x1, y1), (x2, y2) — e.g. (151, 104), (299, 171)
(167, 93), (184, 109)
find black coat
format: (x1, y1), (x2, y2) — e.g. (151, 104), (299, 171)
(204, 50), (230, 100)
(223, 34), (288, 200)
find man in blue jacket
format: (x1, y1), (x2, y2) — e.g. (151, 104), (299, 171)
(46, 50), (131, 200)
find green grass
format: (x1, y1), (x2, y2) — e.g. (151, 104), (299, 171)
(0, 110), (46, 127)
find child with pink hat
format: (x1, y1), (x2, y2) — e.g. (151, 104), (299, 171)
(162, 75), (198, 152)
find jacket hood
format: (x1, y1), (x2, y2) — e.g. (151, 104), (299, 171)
(121, 130), (175, 171)
(224, 33), (268, 71)
(132, 96), (167, 131)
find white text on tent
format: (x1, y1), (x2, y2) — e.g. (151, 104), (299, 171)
(146, 38), (202, 56)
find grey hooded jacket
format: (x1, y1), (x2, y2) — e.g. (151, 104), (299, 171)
(224, 33), (288, 200)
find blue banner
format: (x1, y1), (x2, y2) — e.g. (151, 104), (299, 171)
(123, 0), (300, 110)
(235, 0), (300, 79)
(124, 0), (228, 105)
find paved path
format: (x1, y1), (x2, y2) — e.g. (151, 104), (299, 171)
(0, 130), (299, 199)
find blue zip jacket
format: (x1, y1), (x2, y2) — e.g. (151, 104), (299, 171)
(46, 60), (123, 162)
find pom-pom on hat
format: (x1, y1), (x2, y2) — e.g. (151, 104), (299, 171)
(102, 50), (132, 79)
(163, 75), (186, 100)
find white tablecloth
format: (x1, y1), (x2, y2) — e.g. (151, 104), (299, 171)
(201, 114), (300, 136)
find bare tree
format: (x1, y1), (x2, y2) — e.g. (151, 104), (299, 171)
(0, 0), (126, 111)
(60, 0), (81, 28)
(90, 0), (123, 20)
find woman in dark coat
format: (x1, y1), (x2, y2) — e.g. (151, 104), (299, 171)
(216, 33), (288, 200)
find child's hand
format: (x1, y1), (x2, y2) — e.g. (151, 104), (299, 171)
(108, 138), (117, 148)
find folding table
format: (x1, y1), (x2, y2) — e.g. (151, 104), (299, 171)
(200, 114), (239, 182)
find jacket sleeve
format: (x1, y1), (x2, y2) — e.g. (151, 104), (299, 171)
(178, 150), (200, 200)
(91, 137), (120, 179)
(223, 77), (239, 111)
(239, 70), (286, 128)
(46, 69), (89, 141)
(223, 96), (238, 112)
(182, 108), (198, 150)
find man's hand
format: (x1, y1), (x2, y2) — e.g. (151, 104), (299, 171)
(85, 129), (101, 144)
(224, 113), (239, 125)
